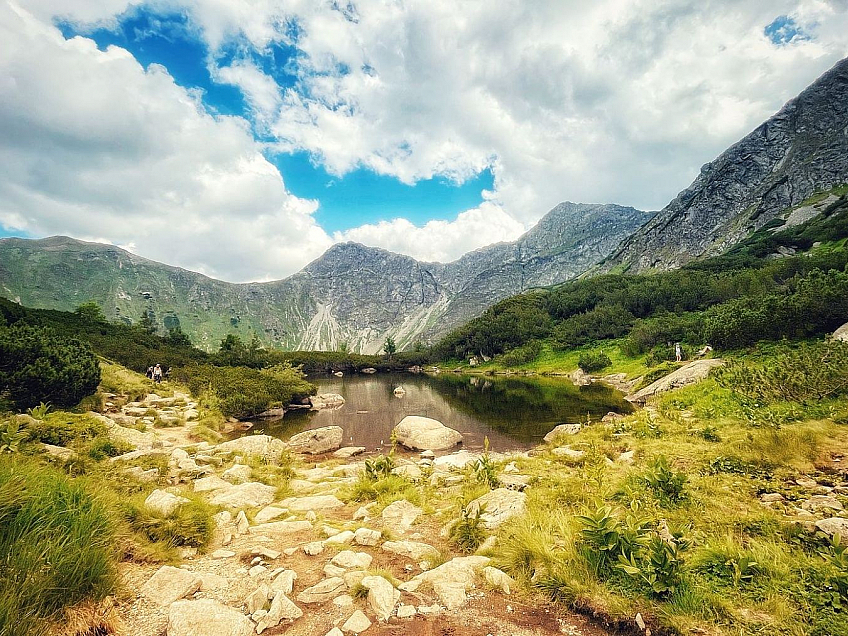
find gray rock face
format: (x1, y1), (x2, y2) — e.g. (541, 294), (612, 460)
(393, 416), (463, 451)
(0, 202), (648, 353)
(605, 57), (848, 273)
(626, 359), (724, 403)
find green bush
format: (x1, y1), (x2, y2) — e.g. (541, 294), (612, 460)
(23, 413), (107, 447)
(0, 324), (101, 410)
(640, 456), (688, 505)
(553, 304), (634, 349)
(716, 341), (848, 404)
(450, 507), (487, 553)
(499, 340), (543, 367)
(123, 496), (213, 549)
(577, 351), (612, 373)
(0, 459), (118, 635)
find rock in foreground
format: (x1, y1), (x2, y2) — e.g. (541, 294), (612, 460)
(288, 426), (344, 454)
(393, 416), (462, 451)
(168, 599), (254, 636)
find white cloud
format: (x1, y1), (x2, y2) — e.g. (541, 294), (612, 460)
(0, 0), (332, 282)
(5, 0), (848, 278)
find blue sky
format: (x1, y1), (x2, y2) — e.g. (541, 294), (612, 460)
(55, 8), (493, 234)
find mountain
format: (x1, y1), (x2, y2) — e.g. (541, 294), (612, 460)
(603, 56), (848, 273)
(0, 202), (651, 352)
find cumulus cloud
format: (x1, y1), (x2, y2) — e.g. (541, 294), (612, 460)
(6, 0), (848, 279)
(0, 0), (332, 282)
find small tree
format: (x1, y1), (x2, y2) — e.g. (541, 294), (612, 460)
(166, 325), (192, 347)
(383, 336), (397, 359)
(74, 301), (105, 323)
(138, 310), (157, 334)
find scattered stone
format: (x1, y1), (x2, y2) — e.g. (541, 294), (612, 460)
(194, 475), (231, 493)
(198, 573), (228, 591)
(327, 629), (344, 636)
(334, 446), (366, 458)
(325, 530), (355, 545)
(288, 426), (344, 454)
(353, 506), (371, 521)
(412, 556), (490, 610)
(392, 464), (423, 480)
(636, 612), (646, 630)
(332, 550), (373, 569)
(796, 477), (819, 489)
(235, 510), (250, 535)
(417, 604), (442, 616)
(245, 584), (272, 614)
(760, 493), (784, 503)
(211, 549), (236, 559)
(465, 489), (526, 530)
(381, 500), (422, 532)
(354, 527), (381, 546)
(256, 591), (304, 633)
(249, 565), (268, 578)
(144, 489), (188, 517)
(304, 541), (326, 556)
(483, 566), (515, 594)
(215, 435), (288, 463)
(833, 320), (848, 342)
(602, 411), (625, 422)
(321, 523), (337, 535)
(420, 450), (436, 460)
(41, 443), (76, 460)
(213, 510), (232, 527)
(801, 495), (843, 513)
(324, 563), (346, 577)
(270, 570), (297, 595)
(551, 446), (586, 460)
(168, 599), (253, 636)
(498, 474), (530, 491)
(393, 416), (463, 451)
(123, 465), (159, 482)
(140, 565), (202, 606)
(334, 594), (354, 608)
(281, 494), (345, 512)
(477, 536), (498, 553)
(297, 577), (346, 604)
(816, 517), (848, 541)
(543, 424), (582, 443)
(255, 505), (289, 524)
(397, 605), (416, 619)
(252, 547), (281, 560)
(342, 610), (372, 633)
(618, 450), (636, 464)
(222, 463), (252, 484)
(382, 540), (439, 561)
(209, 482), (277, 509)
(432, 451), (478, 470)
(361, 575), (400, 621)
(249, 520), (313, 536)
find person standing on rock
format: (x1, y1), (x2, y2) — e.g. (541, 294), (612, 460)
(675, 342), (682, 362)
(153, 363), (162, 383)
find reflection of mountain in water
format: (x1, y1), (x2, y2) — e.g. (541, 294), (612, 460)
(247, 373), (632, 452)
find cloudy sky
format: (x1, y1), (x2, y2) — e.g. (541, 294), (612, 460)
(1, 1), (847, 282)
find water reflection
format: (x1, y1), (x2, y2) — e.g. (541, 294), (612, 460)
(249, 373), (632, 453)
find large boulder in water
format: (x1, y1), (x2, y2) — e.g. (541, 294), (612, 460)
(393, 416), (462, 451)
(215, 435), (287, 462)
(626, 359), (724, 404)
(309, 394), (345, 409)
(287, 426), (343, 454)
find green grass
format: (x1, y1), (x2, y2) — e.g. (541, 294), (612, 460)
(0, 458), (119, 636)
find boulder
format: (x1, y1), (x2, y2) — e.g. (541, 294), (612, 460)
(271, 570), (297, 595)
(551, 446), (585, 460)
(801, 495), (844, 513)
(334, 446), (366, 458)
(393, 416), (462, 451)
(465, 488), (526, 529)
(412, 556), (490, 610)
(281, 494), (345, 512)
(833, 321), (848, 342)
(168, 599), (253, 636)
(41, 443), (75, 460)
(245, 584), (272, 614)
(433, 451), (478, 470)
(209, 482), (277, 509)
(248, 520), (312, 535)
(144, 489), (188, 517)
(222, 463), (252, 484)
(309, 394), (346, 410)
(255, 505), (289, 524)
(215, 435), (288, 463)
(816, 517), (848, 542)
(325, 530), (355, 545)
(543, 423), (582, 443)
(288, 426), (344, 454)
(332, 550), (373, 569)
(89, 412), (155, 449)
(381, 500), (422, 532)
(140, 565), (202, 606)
(569, 368), (591, 386)
(342, 610), (372, 633)
(354, 528), (382, 547)
(296, 577), (346, 604)
(193, 475), (231, 493)
(361, 575), (399, 621)
(483, 566), (515, 594)
(626, 359), (724, 403)
(256, 591), (303, 633)
(382, 540), (439, 561)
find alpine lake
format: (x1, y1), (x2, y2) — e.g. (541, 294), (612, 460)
(245, 372), (634, 454)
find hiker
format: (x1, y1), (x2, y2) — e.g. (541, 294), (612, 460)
(164, 366), (172, 380)
(675, 342), (682, 362)
(153, 363), (162, 383)
(146, 365), (154, 380)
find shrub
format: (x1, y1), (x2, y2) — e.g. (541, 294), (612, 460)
(449, 507), (487, 553)
(123, 497), (213, 549)
(617, 534), (688, 598)
(576, 505), (648, 573)
(24, 413), (107, 447)
(0, 460), (118, 636)
(0, 420), (27, 453)
(499, 339), (543, 367)
(0, 324), (101, 410)
(553, 304), (634, 349)
(716, 341), (848, 404)
(640, 456), (687, 505)
(577, 351), (612, 373)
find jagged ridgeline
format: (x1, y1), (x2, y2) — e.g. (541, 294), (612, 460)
(0, 203), (650, 354)
(433, 198), (848, 362)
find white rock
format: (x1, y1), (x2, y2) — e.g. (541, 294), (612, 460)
(543, 424), (582, 443)
(333, 594), (354, 608)
(332, 550), (373, 569)
(816, 517), (848, 541)
(393, 416), (462, 451)
(288, 426), (344, 454)
(396, 605), (416, 619)
(334, 446), (366, 458)
(353, 506), (371, 521)
(270, 570), (297, 595)
(324, 530), (355, 545)
(354, 527), (381, 546)
(465, 489), (526, 529)
(432, 451), (478, 470)
(303, 541), (325, 556)
(801, 495), (843, 513)
(342, 609), (372, 633)
(215, 435), (288, 463)
(255, 505), (289, 524)
(296, 577), (346, 604)
(194, 475), (231, 493)
(309, 394), (346, 409)
(551, 446), (586, 460)
(412, 556), (490, 610)
(249, 565), (268, 578)
(381, 500), (422, 532)
(168, 599), (253, 636)
(144, 489), (188, 517)
(281, 494), (345, 512)
(211, 549), (236, 559)
(140, 565), (202, 606)
(324, 563), (347, 577)
(209, 482), (277, 509)
(361, 575), (399, 621)
(245, 584), (272, 614)
(326, 629), (344, 636)
(222, 463), (252, 484)
(381, 540), (439, 561)
(256, 591), (303, 633)
(235, 510), (250, 535)
(483, 566), (515, 594)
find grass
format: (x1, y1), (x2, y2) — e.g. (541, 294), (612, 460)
(122, 492), (215, 552)
(98, 359), (171, 402)
(0, 458), (119, 636)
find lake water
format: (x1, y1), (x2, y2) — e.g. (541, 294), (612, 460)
(248, 372), (633, 454)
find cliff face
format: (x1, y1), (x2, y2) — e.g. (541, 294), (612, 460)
(0, 202), (649, 352)
(604, 57), (848, 273)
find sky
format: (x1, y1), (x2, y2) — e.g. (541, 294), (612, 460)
(1, 1), (847, 282)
